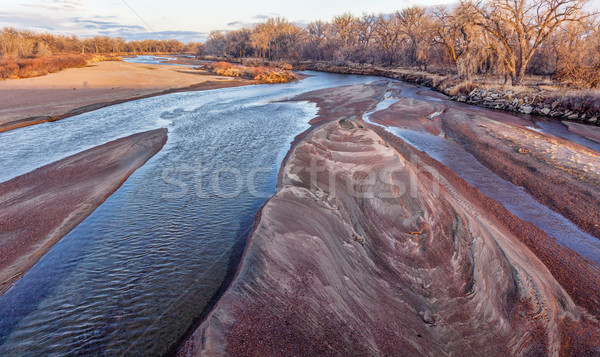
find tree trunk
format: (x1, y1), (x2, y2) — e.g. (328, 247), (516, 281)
(513, 65), (526, 86)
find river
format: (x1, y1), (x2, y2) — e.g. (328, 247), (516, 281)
(1, 66), (599, 356)
(0, 70), (378, 356)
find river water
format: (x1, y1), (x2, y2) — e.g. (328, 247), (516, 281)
(1, 66), (599, 356)
(0, 71), (377, 356)
(122, 55), (195, 67)
(364, 81), (600, 264)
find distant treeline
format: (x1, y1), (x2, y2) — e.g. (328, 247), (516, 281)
(202, 0), (600, 88)
(0, 27), (203, 79)
(0, 27), (202, 58)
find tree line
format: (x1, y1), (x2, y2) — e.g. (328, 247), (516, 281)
(0, 27), (203, 59)
(203, 0), (599, 87)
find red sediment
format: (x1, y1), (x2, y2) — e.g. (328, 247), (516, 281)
(0, 128), (168, 296)
(290, 81), (389, 124)
(440, 109), (600, 239)
(563, 121), (600, 144)
(368, 123), (600, 319)
(178, 83), (600, 356)
(369, 97), (443, 135)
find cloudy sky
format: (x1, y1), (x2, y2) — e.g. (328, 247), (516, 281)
(2, 0), (599, 43)
(1, 0), (460, 42)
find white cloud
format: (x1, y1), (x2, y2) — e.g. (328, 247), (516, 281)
(21, 0), (84, 11)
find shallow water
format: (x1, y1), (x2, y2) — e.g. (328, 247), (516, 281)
(365, 82), (600, 264)
(0, 71), (378, 356)
(2, 70), (599, 355)
(122, 55), (194, 67)
(390, 128), (600, 264)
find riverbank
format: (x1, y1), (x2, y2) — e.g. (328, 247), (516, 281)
(300, 62), (600, 126)
(0, 128), (168, 296)
(200, 56), (600, 125)
(179, 83), (600, 356)
(0, 60), (252, 133)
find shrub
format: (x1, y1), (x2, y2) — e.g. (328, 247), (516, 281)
(0, 53), (90, 80)
(277, 62), (293, 70)
(254, 69), (299, 84)
(207, 61), (298, 84)
(446, 81), (478, 96)
(550, 91), (600, 115)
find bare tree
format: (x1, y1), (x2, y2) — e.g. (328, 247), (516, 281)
(205, 30), (228, 57)
(355, 13), (377, 64)
(305, 20), (330, 60)
(554, 20), (600, 88)
(374, 14), (402, 66)
(433, 4), (475, 78)
(226, 28), (253, 58)
(396, 7), (434, 70)
(468, 0), (591, 85)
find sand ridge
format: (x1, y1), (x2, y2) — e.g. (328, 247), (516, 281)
(178, 83), (600, 356)
(0, 128), (168, 296)
(0, 60), (251, 131)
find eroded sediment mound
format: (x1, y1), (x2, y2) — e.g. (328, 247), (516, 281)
(179, 118), (600, 356)
(0, 128), (168, 295)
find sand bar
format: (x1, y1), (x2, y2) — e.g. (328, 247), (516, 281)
(0, 128), (168, 296)
(0, 60), (251, 132)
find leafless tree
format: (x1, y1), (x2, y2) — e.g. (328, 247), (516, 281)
(305, 20), (330, 61)
(374, 14), (402, 66)
(396, 7), (434, 70)
(468, 0), (591, 85)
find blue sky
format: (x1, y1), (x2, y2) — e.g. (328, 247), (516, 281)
(1, 0), (459, 42)
(2, 0), (599, 43)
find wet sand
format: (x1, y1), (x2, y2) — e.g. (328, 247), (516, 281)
(0, 61), (251, 132)
(369, 87), (600, 240)
(0, 128), (168, 296)
(564, 121), (600, 144)
(178, 84), (600, 356)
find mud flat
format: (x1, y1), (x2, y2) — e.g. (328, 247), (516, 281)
(178, 84), (600, 356)
(0, 128), (167, 296)
(0, 61), (251, 132)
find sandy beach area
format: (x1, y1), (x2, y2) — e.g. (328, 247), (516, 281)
(0, 129), (168, 296)
(0, 60), (251, 132)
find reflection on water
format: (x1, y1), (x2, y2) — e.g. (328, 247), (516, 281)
(0, 72), (378, 355)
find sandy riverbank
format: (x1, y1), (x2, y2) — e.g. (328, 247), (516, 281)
(0, 129), (168, 296)
(0, 60), (252, 132)
(179, 83), (600, 356)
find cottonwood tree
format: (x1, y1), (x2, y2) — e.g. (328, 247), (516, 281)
(205, 30), (228, 56)
(374, 14), (402, 66)
(468, 0), (591, 85)
(396, 7), (434, 70)
(226, 28), (253, 58)
(330, 13), (358, 63)
(304, 20), (330, 61)
(355, 13), (377, 64)
(0, 28), (35, 58)
(553, 20), (600, 88)
(250, 18), (303, 60)
(433, 4), (477, 78)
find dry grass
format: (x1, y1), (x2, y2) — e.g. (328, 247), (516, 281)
(0, 53), (123, 80)
(89, 54), (123, 63)
(207, 61), (298, 84)
(445, 81), (478, 96)
(548, 90), (600, 115)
